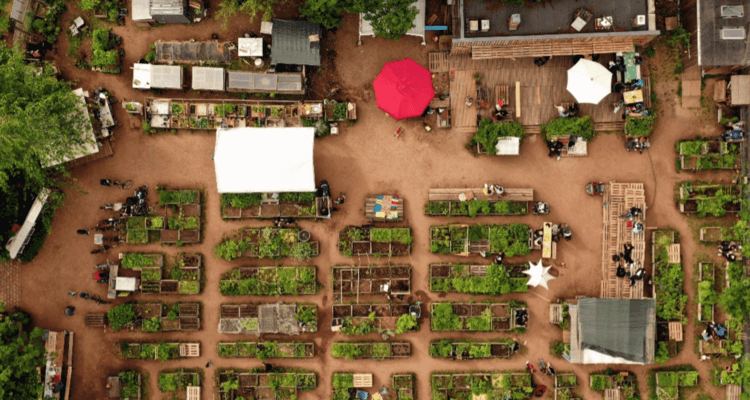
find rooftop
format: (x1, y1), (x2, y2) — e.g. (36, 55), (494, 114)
(571, 298), (655, 364)
(133, 64), (182, 89)
(155, 41), (232, 64)
(462, 0), (649, 39)
(192, 67), (225, 91)
(271, 20), (321, 66)
(226, 71), (303, 93)
(698, 0), (750, 66)
(150, 0), (184, 15)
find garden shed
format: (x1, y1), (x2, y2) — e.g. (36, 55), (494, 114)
(192, 67), (225, 91)
(729, 75), (750, 106)
(214, 127), (316, 193)
(271, 20), (321, 67)
(359, 0), (425, 45)
(132, 64), (182, 90)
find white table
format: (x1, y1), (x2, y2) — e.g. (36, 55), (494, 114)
(238, 37), (263, 57)
(571, 17), (587, 31)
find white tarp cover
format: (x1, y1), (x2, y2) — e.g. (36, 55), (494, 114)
(115, 277), (137, 291)
(214, 127), (316, 193)
(495, 136), (520, 155)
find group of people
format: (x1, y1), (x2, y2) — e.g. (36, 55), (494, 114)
(547, 140), (564, 159)
(718, 240), (742, 262)
(554, 103), (580, 118)
(614, 243), (646, 287)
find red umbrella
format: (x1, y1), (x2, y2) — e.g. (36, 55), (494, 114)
(373, 58), (435, 120)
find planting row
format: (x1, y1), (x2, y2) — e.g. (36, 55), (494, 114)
(429, 224), (531, 257)
(219, 266), (319, 296)
(430, 301), (527, 332)
(214, 227), (319, 261)
(331, 342), (411, 360)
(429, 339), (519, 360)
(218, 341), (315, 359)
(221, 192), (328, 219)
(424, 199), (529, 217)
(116, 342), (200, 361)
(107, 302), (201, 332)
(338, 226), (413, 257)
(429, 263), (528, 295)
(218, 303), (317, 335)
(118, 253), (202, 295)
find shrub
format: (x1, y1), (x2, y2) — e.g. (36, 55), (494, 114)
(654, 342), (670, 364)
(626, 115), (656, 137)
(395, 314), (418, 334)
(432, 303), (461, 331)
(108, 303), (137, 330)
(542, 116), (595, 141)
(470, 119), (525, 154)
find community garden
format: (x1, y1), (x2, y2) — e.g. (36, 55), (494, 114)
(220, 192), (319, 219)
(589, 370), (639, 400)
(158, 369), (202, 400)
(430, 370), (534, 400)
(337, 226), (413, 257)
(113, 370), (142, 400)
(429, 224), (531, 256)
(428, 338), (519, 360)
(124, 188), (202, 245)
(651, 229), (686, 361)
(216, 368), (317, 400)
(119, 252), (203, 295)
(650, 367), (699, 400)
(429, 263), (528, 294)
(116, 342), (200, 361)
(331, 341), (411, 360)
(332, 303), (418, 337)
(213, 227), (319, 261)
(217, 341), (315, 359)
(677, 139), (741, 171)
(677, 182), (743, 217)
(106, 302), (201, 332)
(430, 301), (527, 333)
(218, 266), (319, 296)
(218, 302), (318, 335)
(331, 264), (411, 297)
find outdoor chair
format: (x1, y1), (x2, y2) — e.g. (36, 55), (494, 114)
(571, 9), (592, 31)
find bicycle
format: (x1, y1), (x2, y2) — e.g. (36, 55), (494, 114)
(100, 178), (133, 190)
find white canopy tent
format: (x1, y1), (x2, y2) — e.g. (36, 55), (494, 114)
(359, 0), (425, 45)
(523, 259), (555, 289)
(214, 127), (316, 193)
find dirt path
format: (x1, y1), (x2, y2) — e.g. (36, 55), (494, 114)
(5, 9), (729, 400)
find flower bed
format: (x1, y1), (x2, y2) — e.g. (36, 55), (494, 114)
(217, 341), (315, 359)
(678, 182), (742, 216)
(338, 226), (412, 257)
(430, 371), (533, 400)
(429, 224), (530, 256)
(430, 301), (526, 332)
(332, 265), (411, 297)
(331, 342), (411, 360)
(429, 339), (518, 359)
(424, 200), (528, 217)
(429, 263), (528, 294)
(214, 227), (320, 261)
(219, 266), (319, 296)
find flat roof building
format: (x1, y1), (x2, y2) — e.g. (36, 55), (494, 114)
(192, 67), (225, 91)
(133, 64), (183, 90)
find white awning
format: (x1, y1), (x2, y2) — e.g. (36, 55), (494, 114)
(359, 0), (425, 43)
(214, 127), (316, 193)
(5, 189), (48, 259)
(115, 277), (137, 292)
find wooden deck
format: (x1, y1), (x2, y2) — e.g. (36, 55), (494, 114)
(441, 53), (627, 129)
(428, 188), (533, 202)
(600, 182), (647, 299)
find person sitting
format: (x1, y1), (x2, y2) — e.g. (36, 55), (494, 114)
(495, 251), (505, 265)
(554, 105), (570, 118)
(494, 109), (509, 120)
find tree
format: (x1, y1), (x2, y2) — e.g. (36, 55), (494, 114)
(0, 46), (94, 194)
(0, 312), (46, 399)
(80, 0), (101, 10)
(300, 0), (418, 40)
(215, 0), (276, 28)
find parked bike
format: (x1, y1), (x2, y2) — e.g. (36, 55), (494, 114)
(100, 178), (133, 190)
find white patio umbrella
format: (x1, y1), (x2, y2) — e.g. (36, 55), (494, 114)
(523, 259), (555, 290)
(566, 59), (612, 104)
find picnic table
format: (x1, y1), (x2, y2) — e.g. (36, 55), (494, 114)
(623, 89), (644, 105)
(542, 223), (553, 258)
(365, 195), (404, 222)
(622, 52), (641, 82)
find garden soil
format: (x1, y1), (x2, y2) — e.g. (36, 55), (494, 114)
(9, 6), (728, 400)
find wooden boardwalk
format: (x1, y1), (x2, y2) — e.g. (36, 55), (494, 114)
(443, 53), (627, 129)
(600, 182), (647, 299)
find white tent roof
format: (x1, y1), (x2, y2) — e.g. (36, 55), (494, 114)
(214, 127), (316, 193)
(5, 189), (48, 259)
(495, 136), (520, 155)
(115, 277), (137, 291)
(523, 259), (555, 289)
(359, 0), (425, 43)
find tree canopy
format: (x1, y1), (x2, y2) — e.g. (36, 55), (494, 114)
(300, 0), (418, 40)
(0, 46), (94, 194)
(0, 308), (46, 399)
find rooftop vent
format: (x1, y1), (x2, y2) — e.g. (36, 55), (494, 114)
(721, 5), (744, 18)
(721, 27), (746, 39)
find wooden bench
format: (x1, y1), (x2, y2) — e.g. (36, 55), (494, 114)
(428, 188), (533, 202)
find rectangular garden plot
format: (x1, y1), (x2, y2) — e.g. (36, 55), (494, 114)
(218, 368), (316, 400)
(429, 263), (528, 294)
(678, 182), (742, 216)
(214, 227), (319, 261)
(333, 303), (418, 336)
(652, 230), (687, 323)
(158, 369), (201, 399)
(699, 226), (727, 242)
(554, 372), (580, 400)
(590, 371), (639, 400)
(219, 303), (317, 335)
(117, 252), (202, 295)
(217, 341), (315, 359)
(678, 140), (742, 171)
(653, 370), (698, 400)
(331, 342), (411, 360)
(116, 342), (200, 361)
(430, 302), (528, 332)
(110, 371), (142, 400)
(220, 266), (319, 296)
(338, 226), (412, 257)
(431, 371), (532, 400)
(429, 339), (519, 360)
(125, 302), (201, 332)
(220, 192), (331, 219)
(332, 265), (411, 298)
(391, 373), (416, 400)
(157, 188), (202, 244)
(429, 224), (531, 256)
(698, 262), (716, 322)
(425, 188), (532, 216)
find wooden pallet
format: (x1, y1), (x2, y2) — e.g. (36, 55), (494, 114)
(85, 313), (105, 327)
(429, 52), (450, 72)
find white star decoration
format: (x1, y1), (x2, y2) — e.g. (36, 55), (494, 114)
(523, 259), (555, 290)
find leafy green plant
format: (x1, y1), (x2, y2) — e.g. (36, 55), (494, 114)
(142, 317), (161, 333)
(543, 116), (595, 141)
(625, 115), (656, 137)
(108, 303), (137, 330)
(395, 314), (418, 334)
(431, 303), (462, 331)
(470, 119), (525, 154)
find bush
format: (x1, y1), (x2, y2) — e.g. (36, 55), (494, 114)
(395, 314), (418, 334)
(18, 208), (54, 263)
(543, 116), (595, 141)
(108, 303), (137, 330)
(470, 119), (525, 155)
(142, 119), (152, 134)
(626, 114), (656, 137)
(654, 342), (670, 364)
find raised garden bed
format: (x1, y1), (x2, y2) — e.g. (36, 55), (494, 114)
(652, 230), (687, 323)
(219, 266), (319, 296)
(331, 342), (411, 360)
(429, 224), (531, 256)
(678, 182), (743, 217)
(338, 226), (412, 257)
(391, 373), (416, 400)
(429, 263), (528, 294)
(333, 303), (419, 337)
(424, 199), (528, 217)
(218, 368), (316, 400)
(220, 192), (325, 219)
(332, 265), (411, 298)
(116, 342), (199, 361)
(111, 302), (201, 333)
(431, 371), (532, 400)
(430, 301), (527, 332)
(157, 369), (200, 396)
(429, 339), (518, 360)
(698, 262), (716, 322)
(214, 227), (320, 261)
(219, 303), (317, 335)
(116, 371), (142, 400)
(217, 341), (315, 359)
(119, 252), (202, 295)
(678, 140), (742, 171)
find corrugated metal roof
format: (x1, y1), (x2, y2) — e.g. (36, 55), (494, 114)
(151, 65), (183, 89)
(226, 71), (303, 92)
(156, 41), (232, 64)
(192, 67), (224, 91)
(150, 0), (185, 15)
(10, 0), (30, 22)
(731, 75), (750, 105)
(577, 298), (655, 364)
(271, 20), (321, 66)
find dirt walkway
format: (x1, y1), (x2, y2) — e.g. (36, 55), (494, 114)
(5, 9), (728, 400)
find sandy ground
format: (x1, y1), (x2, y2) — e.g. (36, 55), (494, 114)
(3, 4), (733, 400)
